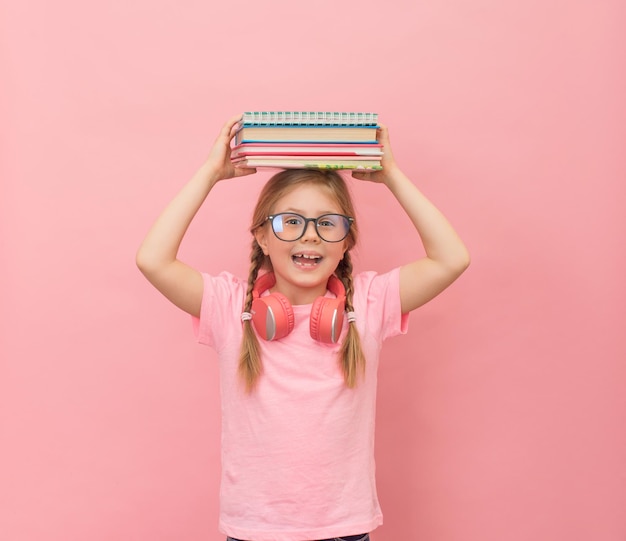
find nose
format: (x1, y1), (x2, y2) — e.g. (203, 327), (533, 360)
(302, 219), (320, 242)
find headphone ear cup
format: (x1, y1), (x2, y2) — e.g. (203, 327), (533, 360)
(251, 293), (294, 341)
(310, 297), (345, 344)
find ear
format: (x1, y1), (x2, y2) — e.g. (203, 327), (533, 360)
(254, 227), (269, 256)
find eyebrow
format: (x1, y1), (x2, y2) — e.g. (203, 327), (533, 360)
(280, 208), (341, 215)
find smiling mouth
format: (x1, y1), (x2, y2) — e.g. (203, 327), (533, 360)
(292, 253), (323, 268)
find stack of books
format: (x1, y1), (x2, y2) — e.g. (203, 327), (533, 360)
(231, 111), (383, 170)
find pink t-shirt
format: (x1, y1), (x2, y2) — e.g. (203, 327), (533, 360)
(193, 268), (408, 541)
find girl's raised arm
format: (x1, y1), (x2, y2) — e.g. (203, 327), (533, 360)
(136, 115), (256, 317)
(352, 125), (470, 314)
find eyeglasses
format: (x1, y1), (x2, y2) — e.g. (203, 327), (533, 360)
(267, 212), (354, 243)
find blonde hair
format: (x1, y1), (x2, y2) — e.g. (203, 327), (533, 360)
(239, 169), (366, 391)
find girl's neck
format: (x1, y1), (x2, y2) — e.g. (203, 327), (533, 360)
(271, 280), (329, 306)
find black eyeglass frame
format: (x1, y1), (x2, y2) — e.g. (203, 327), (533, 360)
(266, 212), (355, 243)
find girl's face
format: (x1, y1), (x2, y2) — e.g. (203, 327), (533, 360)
(254, 183), (349, 305)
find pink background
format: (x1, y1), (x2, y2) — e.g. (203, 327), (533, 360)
(2, 1), (625, 540)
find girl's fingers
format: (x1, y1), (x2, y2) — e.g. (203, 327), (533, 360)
(351, 170), (377, 181)
(234, 167), (257, 177)
(219, 113), (243, 141)
(376, 124), (390, 144)
(226, 113), (243, 129)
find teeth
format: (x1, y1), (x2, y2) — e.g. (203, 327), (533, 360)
(292, 253), (322, 267)
(294, 253), (321, 259)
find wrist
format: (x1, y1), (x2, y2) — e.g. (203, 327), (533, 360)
(199, 160), (226, 186)
(382, 165), (407, 189)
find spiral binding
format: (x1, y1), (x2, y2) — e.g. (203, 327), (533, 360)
(242, 111), (378, 127)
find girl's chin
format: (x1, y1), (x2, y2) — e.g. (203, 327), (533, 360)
(274, 269), (332, 291)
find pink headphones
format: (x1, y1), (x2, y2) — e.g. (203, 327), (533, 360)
(249, 272), (346, 343)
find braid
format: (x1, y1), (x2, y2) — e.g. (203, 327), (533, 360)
(238, 241), (267, 391)
(336, 252), (366, 387)
(338, 252), (356, 312)
(243, 241), (265, 312)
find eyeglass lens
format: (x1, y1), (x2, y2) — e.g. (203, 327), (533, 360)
(270, 213), (351, 242)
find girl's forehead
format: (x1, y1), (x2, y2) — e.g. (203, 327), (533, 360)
(273, 183), (342, 213)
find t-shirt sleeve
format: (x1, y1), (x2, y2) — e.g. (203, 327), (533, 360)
(354, 267), (409, 342)
(191, 271), (246, 350)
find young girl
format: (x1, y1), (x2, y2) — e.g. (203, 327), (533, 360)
(136, 114), (470, 541)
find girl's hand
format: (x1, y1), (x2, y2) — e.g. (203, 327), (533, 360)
(204, 114), (257, 181)
(351, 124), (400, 184)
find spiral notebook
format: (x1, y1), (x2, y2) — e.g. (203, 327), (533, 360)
(242, 111), (378, 126)
(232, 156), (383, 170)
(231, 143), (384, 159)
(234, 126), (379, 145)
